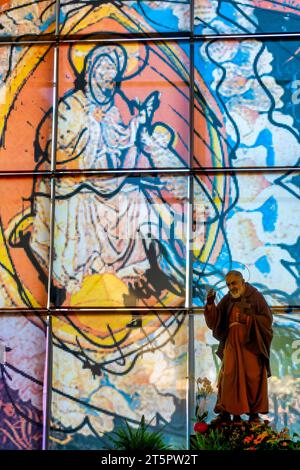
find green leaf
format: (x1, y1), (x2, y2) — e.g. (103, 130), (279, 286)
(106, 415), (172, 451)
(197, 411), (208, 422)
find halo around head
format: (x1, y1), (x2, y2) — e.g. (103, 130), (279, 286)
(224, 262), (251, 283)
(69, 42), (148, 80)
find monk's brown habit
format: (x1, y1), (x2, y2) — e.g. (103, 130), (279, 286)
(204, 283), (273, 415)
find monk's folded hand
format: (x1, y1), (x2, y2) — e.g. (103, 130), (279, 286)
(243, 310), (252, 316)
(241, 300), (252, 315)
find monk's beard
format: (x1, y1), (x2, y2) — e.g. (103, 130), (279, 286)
(229, 285), (246, 299)
(230, 290), (241, 299)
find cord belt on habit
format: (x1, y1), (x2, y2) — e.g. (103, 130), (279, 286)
(229, 321), (247, 328)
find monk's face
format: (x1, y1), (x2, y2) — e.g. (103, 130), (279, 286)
(226, 274), (245, 298)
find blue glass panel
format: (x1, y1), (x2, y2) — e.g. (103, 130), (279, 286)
(194, 39), (300, 167)
(193, 171), (300, 306)
(195, 0), (300, 35)
(59, 1), (191, 35)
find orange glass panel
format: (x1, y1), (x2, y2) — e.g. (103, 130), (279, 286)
(0, 1), (55, 37)
(0, 176), (50, 308)
(56, 41), (190, 170)
(0, 45), (54, 172)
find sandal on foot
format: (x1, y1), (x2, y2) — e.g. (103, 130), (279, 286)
(249, 413), (262, 424)
(233, 415), (242, 424)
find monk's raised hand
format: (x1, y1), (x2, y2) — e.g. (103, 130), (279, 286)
(206, 288), (216, 305)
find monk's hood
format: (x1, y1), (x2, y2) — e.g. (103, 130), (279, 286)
(223, 282), (258, 302)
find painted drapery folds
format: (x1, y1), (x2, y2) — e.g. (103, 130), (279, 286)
(51, 175), (188, 308)
(0, 1), (299, 450)
(57, 41), (190, 170)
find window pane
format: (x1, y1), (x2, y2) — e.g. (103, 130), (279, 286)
(0, 1), (55, 37)
(194, 39), (300, 168)
(0, 45), (54, 172)
(52, 175), (188, 308)
(50, 311), (187, 449)
(59, 1), (191, 36)
(0, 176), (51, 309)
(0, 314), (46, 449)
(194, 0), (300, 35)
(57, 41), (190, 170)
(193, 312), (300, 435)
(192, 171), (300, 306)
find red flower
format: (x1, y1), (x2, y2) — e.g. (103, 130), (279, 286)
(194, 422), (208, 434)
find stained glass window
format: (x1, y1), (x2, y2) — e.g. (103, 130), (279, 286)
(57, 41), (190, 170)
(194, 39), (300, 168)
(0, 1), (55, 37)
(195, 0), (300, 35)
(49, 312), (187, 449)
(193, 171), (300, 306)
(0, 314), (46, 449)
(52, 175), (188, 308)
(59, 1), (191, 36)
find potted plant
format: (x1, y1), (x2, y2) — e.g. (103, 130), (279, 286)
(107, 415), (172, 451)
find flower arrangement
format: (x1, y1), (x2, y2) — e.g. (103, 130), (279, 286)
(194, 376), (214, 427)
(191, 376), (300, 450)
(192, 418), (300, 450)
